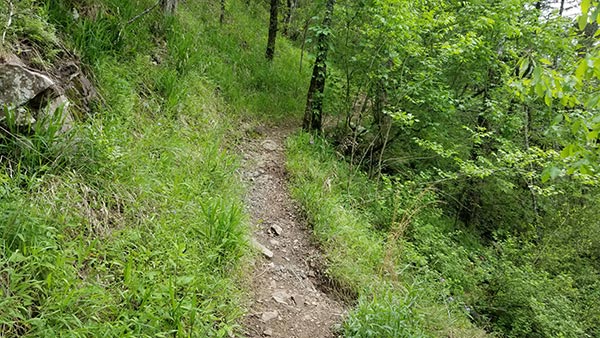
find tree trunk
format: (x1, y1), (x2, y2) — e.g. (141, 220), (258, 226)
(372, 80), (392, 174)
(282, 0), (297, 37)
(161, 0), (177, 14)
(457, 94), (490, 233)
(220, 0), (226, 24)
(265, 0), (279, 61)
(302, 0), (335, 132)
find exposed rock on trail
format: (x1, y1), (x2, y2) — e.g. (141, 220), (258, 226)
(240, 126), (346, 338)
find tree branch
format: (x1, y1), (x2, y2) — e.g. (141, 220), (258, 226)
(128, 1), (161, 25)
(119, 0), (160, 38)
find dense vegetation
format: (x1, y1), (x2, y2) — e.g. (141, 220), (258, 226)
(1, 0), (599, 337)
(287, 0), (600, 337)
(0, 0), (308, 335)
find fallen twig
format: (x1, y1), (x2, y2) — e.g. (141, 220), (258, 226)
(118, 0), (160, 38)
(127, 0), (161, 25)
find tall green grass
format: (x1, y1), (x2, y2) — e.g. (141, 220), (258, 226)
(286, 133), (488, 338)
(0, 0), (313, 335)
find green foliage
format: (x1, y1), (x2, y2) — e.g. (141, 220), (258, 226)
(480, 258), (584, 337)
(288, 0), (600, 334)
(288, 129), (600, 337)
(0, 0), (297, 335)
(3, 0), (600, 337)
(344, 284), (430, 338)
(286, 133), (487, 338)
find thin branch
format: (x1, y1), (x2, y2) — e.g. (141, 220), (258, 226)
(2, 1), (14, 46)
(127, 0), (161, 25)
(119, 0), (160, 38)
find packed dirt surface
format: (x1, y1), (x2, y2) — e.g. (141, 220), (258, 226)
(239, 125), (346, 338)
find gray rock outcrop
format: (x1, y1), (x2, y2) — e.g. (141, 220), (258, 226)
(0, 58), (71, 128)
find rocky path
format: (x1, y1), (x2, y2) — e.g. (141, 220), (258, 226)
(239, 126), (346, 338)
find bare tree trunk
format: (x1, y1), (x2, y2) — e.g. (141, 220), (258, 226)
(302, 0), (335, 132)
(265, 0), (279, 61)
(299, 16), (311, 72)
(220, 0), (226, 24)
(161, 0), (177, 14)
(282, 0), (297, 37)
(372, 80), (392, 174)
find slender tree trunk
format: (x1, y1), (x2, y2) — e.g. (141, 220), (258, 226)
(373, 80), (391, 174)
(303, 0), (335, 132)
(282, 0), (297, 37)
(559, 0), (565, 16)
(265, 0), (279, 61)
(220, 0), (226, 24)
(524, 106), (542, 240)
(160, 0), (177, 14)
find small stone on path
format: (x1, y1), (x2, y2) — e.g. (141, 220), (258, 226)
(272, 290), (290, 304)
(261, 140), (278, 151)
(252, 238), (274, 258)
(261, 311), (279, 322)
(270, 224), (283, 236)
(292, 294), (305, 307)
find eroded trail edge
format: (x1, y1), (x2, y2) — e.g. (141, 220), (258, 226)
(240, 127), (346, 338)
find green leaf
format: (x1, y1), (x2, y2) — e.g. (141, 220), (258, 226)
(552, 114), (564, 125)
(544, 92), (552, 106)
(550, 166), (561, 180)
(541, 169), (551, 183)
(586, 92), (600, 108)
(519, 57), (530, 77)
(582, 0), (591, 15)
(578, 13), (589, 31)
(541, 166), (561, 182)
(580, 164), (592, 175)
(592, 6), (600, 23)
(571, 119), (585, 135)
(575, 59), (588, 80)
(560, 144), (573, 158)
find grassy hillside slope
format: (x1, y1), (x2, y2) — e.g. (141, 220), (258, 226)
(1, 0), (310, 336)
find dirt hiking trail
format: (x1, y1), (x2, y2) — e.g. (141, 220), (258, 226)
(239, 125), (346, 338)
